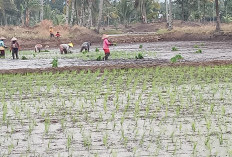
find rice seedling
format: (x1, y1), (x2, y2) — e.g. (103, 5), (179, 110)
(171, 46), (178, 51)
(1, 64), (232, 156)
(51, 58), (58, 67)
(195, 49), (202, 53)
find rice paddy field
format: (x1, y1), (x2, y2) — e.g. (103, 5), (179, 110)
(1, 64), (232, 156)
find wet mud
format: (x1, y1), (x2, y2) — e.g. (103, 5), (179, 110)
(0, 41), (232, 74)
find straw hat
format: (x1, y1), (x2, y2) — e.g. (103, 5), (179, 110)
(68, 43), (73, 47)
(0, 37), (6, 40)
(11, 37), (17, 41)
(102, 34), (109, 39)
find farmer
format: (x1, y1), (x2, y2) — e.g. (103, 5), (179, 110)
(0, 37), (6, 58)
(102, 34), (114, 60)
(80, 42), (91, 52)
(10, 37), (20, 59)
(49, 26), (54, 38)
(45, 45), (49, 51)
(35, 44), (43, 52)
(55, 32), (61, 38)
(59, 43), (73, 54)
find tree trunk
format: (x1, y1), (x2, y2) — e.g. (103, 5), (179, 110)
(215, 0), (221, 31)
(87, 0), (93, 28)
(2, 9), (7, 26)
(80, 0), (84, 26)
(203, 2), (206, 22)
(70, 0), (75, 26)
(75, 0), (79, 25)
(198, 0), (200, 22)
(168, 0), (173, 30)
(97, 0), (104, 33)
(66, 0), (69, 25)
(40, 0), (44, 21)
(25, 9), (30, 27)
(166, 0), (169, 27)
(182, 0), (184, 21)
(21, 10), (25, 26)
(142, 2), (147, 23)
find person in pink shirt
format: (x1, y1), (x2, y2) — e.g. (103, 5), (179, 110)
(102, 34), (114, 60)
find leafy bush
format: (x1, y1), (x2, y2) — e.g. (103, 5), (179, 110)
(172, 47), (178, 51)
(95, 48), (99, 52)
(170, 54), (183, 63)
(139, 45), (143, 49)
(51, 58), (58, 67)
(21, 56), (28, 60)
(195, 49), (202, 53)
(135, 53), (144, 59)
(222, 15), (232, 23)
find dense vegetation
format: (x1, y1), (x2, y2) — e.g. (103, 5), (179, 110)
(0, 0), (230, 30)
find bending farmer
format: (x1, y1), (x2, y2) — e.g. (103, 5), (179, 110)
(59, 43), (73, 54)
(80, 42), (91, 52)
(35, 44), (43, 52)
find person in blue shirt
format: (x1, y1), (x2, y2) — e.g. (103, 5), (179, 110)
(0, 37), (6, 58)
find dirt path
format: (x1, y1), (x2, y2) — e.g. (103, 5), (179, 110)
(1, 41), (232, 74)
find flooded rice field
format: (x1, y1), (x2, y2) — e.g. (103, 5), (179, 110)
(1, 66), (232, 156)
(1, 41), (232, 156)
(0, 41), (232, 70)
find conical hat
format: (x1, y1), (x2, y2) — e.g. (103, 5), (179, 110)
(68, 43), (73, 47)
(102, 34), (109, 39)
(11, 37), (17, 41)
(0, 37), (6, 40)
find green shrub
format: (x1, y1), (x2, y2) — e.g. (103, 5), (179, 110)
(51, 58), (58, 67)
(135, 53), (144, 59)
(95, 48), (99, 52)
(172, 47), (178, 51)
(21, 56), (28, 60)
(139, 45), (143, 49)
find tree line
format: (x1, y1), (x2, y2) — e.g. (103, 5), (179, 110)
(0, 0), (230, 31)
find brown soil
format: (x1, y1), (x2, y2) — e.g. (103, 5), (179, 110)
(1, 59), (232, 75)
(2, 20), (232, 50)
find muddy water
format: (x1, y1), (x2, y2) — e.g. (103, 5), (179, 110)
(1, 67), (232, 156)
(0, 41), (232, 70)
